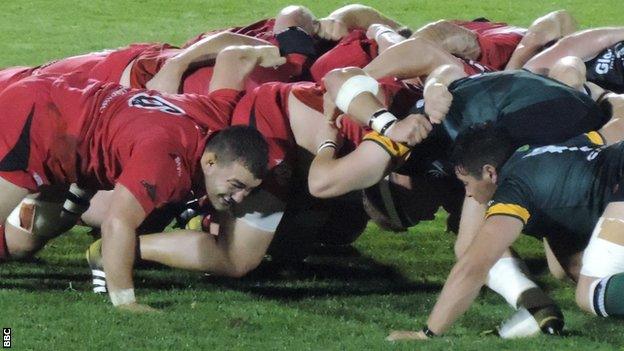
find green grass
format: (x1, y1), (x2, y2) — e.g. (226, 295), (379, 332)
(1, 1), (623, 350)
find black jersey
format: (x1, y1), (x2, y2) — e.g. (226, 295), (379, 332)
(585, 41), (624, 94)
(486, 132), (624, 247)
(400, 69), (610, 176)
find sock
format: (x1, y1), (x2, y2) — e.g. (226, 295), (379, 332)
(487, 257), (539, 308)
(593, 273), (624, 317)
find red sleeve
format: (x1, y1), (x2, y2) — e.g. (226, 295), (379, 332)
(202, 88), (243, 127)
(129, 44), (179, 89)
(117, 141), (191, 215)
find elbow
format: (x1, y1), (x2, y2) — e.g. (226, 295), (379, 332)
(308, 175), (334, 198)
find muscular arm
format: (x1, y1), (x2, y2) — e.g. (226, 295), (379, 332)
(308, 140), (394, 198)
(101, 184), (146, 305)
(426, 215), (524, 334)
(139, 190), (283, 277)
(146, 33), (271, 93)
(524, 27), (624, 74)
(363, 37), (463, 80)
(209, 45), (285, 93)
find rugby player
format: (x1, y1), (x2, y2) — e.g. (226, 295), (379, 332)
(0, 45), (282, 310)
(388, 121), (624, 339)
(306, 65), (615, 335)
(83, 78), (422, 287)
(309, 10), (576, 83)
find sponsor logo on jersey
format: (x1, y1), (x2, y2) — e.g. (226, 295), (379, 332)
(595, 49), (614, 75)
(128, 93), (186, 115)
(522, 144), (602, 161)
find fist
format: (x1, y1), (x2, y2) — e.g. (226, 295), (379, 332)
(316, 18), (349, 41)
(384, 114), (432, 146)
(424, 82), (453, 124)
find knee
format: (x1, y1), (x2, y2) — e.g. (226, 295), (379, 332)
(5, 223), (43, 259)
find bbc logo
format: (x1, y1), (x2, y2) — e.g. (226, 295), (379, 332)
(2, 328), (10, 348)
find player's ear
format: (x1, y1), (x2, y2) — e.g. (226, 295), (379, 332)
(201, 152), (217, 171)
(482, 164), (498, 184)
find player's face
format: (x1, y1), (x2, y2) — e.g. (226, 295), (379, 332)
(203, 161), (262, 211)
(455, 169), (497, 204)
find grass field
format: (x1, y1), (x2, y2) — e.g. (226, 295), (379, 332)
(1, 1), (623, 350)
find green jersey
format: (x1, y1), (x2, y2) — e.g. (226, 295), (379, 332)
(403, 70), (609, 176)
(486, 132), (624, 247)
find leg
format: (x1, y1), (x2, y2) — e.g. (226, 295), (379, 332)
(576, 202), (624, 317)
(0, 176), (31, 260)
(5, 184), (93, 259)
(506, 10), (577, 70)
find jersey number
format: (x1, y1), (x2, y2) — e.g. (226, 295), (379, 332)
(128, 93), (186, 115)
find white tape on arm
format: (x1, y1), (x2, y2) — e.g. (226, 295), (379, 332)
(334, 75), (379, 112)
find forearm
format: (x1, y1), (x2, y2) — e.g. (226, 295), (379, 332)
(101, 218), (137, 301)
(174, 32), (271, 66)
(328, 4), (402, 30)
(427, 259), (489, 334)
(308, 147), (347, 198)
(525, 27), (624, 72)
(364, 37), (458, 80)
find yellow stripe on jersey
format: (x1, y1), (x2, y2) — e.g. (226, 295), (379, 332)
(486, 203), (530, 224)
(362, 131), (411, 160)
(585, 131), (605, 146)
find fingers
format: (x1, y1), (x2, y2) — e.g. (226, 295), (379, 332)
(254, 45), (286, 67)
(385, 114), (433, 146)
(424, 83), (452, 124)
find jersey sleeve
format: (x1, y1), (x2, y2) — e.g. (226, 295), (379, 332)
(362, 131), (411, 161)
(485, 177), (532, 225)
(117, 141), (191, 215)
(196, 89), (243, 129)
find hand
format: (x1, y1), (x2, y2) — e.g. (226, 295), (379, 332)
(253, 45), (287, 68)
(366, 24), (395, 41)
(315, 119), (343, 154)
(384, 114), (432, 146)
(386, 330), (430, 341)
(424, 82), (453, 124)
(316, 18), (349, 41)
(322, 91), (341, 122)
(116, 302), (161, 313)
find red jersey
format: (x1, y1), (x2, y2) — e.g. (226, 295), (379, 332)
(0, 43), (157, 94)
(0, 74), (240, 214)
(310, 29), (378, 82)
(128, 43), (295, 95)
(455, 20), (526, 71)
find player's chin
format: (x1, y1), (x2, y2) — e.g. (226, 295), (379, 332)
(212, 196), (232, 212)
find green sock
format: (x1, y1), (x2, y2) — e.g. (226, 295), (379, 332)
(601, 273), (624, 317)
